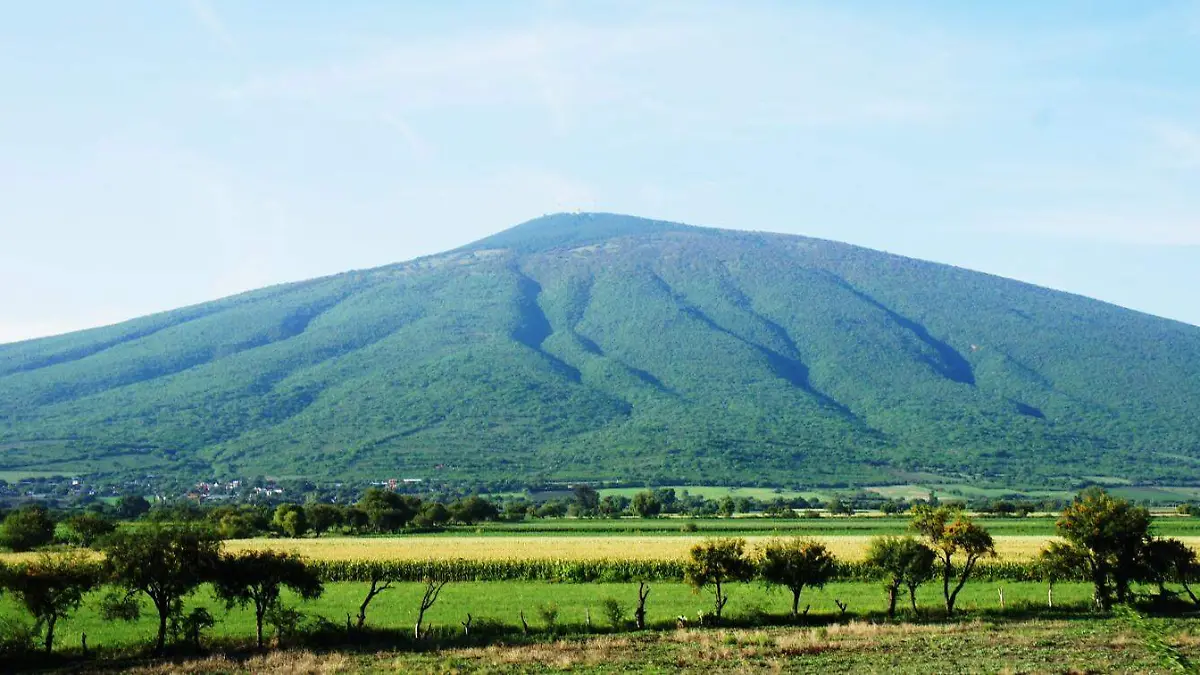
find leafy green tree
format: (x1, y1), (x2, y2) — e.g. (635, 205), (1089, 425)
(757, 538), (837, 618)
(343, 507), (370, 533)
(599, 495), (630, 518)
(101, 525), (222, 655)
(1038, 540), (1089, 608)
(449, 496), (499, 525)
(413, 502), (452, 528)
(116, 495), (152, 520)
(631, 491), (661, 518)
(1143, 537), (1199, 603)
(1, 504), (56, 552)
(573, 485), (600, 516)
(63, 512), (116, 548)
(866, 536), (936, 618)
(684, 538), (754, 620)
(1055, 488), (1152, 609)
(910, 505), (994, 615)
(212, 550), (324, 648)
(358, 489), (420, 532)
(1, 552), (101, 654)
(305, 504), (343, 536)
(215, 513), (259, 539)
(828, 499), (855, 516)
(272, 504), (309, 538)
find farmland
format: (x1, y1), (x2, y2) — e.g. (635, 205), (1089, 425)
(219, 534), (1171, 564)
(0, 580), (1121, 652)
(1, 580), (1196, 673)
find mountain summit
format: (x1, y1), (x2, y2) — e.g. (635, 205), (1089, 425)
(2, 213), (1198, 486)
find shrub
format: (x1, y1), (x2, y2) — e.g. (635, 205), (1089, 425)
(536, 602), (560, 630)
(601, 597), (626, 628)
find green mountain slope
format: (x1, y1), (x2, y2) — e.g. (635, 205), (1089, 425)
(2, 213), (1198, 487)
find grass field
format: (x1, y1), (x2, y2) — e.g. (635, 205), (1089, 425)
(463, 515), (1200, 537)
(596, 486), (831, 501)
(0, 580), (1104, 653)
(587, 483), (1200, 506)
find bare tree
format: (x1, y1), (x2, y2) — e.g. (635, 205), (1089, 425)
(635, 581), (651, 629)
(356, 570), (395, 630)
(415, 578), (448, 639)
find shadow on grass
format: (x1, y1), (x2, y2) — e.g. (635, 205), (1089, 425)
(13, 599), (1200, 673)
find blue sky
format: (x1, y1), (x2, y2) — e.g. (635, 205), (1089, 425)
(1, 1), (1198, 343)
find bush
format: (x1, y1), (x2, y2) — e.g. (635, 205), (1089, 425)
(601, 597), (626, 628)
(1, 505), (56, 552)
(0, 617), (36, 661)
(536, 602), (560, 630)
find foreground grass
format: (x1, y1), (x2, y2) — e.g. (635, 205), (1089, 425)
(104, 618), (1200, 673)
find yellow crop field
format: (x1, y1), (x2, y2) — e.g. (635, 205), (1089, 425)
(6, 535), (1197, 565)
(221, 535), (1117, 563)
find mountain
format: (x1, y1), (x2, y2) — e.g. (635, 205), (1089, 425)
(2, 213), (1199, 488)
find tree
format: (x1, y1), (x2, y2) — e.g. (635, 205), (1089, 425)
(413, 502), (451, 528)
(718, 496), (736, 518)
(413, 577), (449, 639)
(631, 491), (661, 518)
(684, 538), (753, 620)
(828, 499), (855, 516)
(1, 504), (57, 552)
(272, 504), (309, 538)
(355, 565), (398, 629)
(343, 507), (370, 533)
(213, 550), (323, 648)
(910, 505), (994, 615)
(1055, 488), (1152, 609)
(449, 496), (498, 525)
(2, 552), (101, 654)
(757, 538), (837, 618)
(63, 512), (116, 548)
(101, 525), (222, 655)
(357, 489), (420, 532)
(865, 536), (936, 619)
(1038, 541), (1089, 608)
(634, 581), (651, 629)
(599, 495), (630, 518)
(116, 495), (152, 520)
(573, 485), (600, 516)
(305, 504), (343, 536)
(1143, 537), (1199, 604)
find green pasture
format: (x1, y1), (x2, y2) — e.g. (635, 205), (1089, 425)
(0, 580), (1102, 654)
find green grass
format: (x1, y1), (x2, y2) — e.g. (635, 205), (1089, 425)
(0, 580), (1105, 654)
(597, 486), (832, 501)
(0, 470), (71, 481)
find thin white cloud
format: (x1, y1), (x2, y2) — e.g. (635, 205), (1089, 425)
(1152, 123), (1200, 168)
(186, 0), (235, 48)
(220, 7), (974, 133)
(377, 114), (434, 159)
(983, 210), (1200, 246)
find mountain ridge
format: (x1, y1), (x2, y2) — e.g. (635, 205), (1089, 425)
(1, 213), (1197, 487)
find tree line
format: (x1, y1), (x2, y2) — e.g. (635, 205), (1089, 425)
(2, 488), (1197, 664)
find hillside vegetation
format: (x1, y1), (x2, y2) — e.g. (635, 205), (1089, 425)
(1, 213), (1198, 486)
